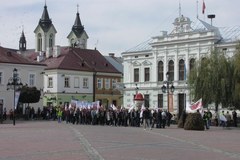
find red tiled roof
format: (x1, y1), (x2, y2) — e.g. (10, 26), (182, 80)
(44, 47), (120, 73)
(0, 46), (45, 66)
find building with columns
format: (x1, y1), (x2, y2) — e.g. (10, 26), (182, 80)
(122, 15), (240, 116)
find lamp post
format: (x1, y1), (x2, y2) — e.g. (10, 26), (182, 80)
(161, 72), (175, 112)
(7, 68), (23, 125)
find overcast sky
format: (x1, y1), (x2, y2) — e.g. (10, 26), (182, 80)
(0, 0), (239, 56)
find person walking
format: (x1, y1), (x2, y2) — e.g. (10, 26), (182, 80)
(157, 109), (162, 128)
(143, 107), (151, 130)
(206, 110), (212, 127)
(225, 111), (231, 127)
(203, 111), (209, 130)
(219, 111), (227, 127)
(161, 110), (167, 129)
(57, 108), (63, 123)
(151, 110), (157, 128)
(166, 111), (173, 127)
(232, 110), (238, 127)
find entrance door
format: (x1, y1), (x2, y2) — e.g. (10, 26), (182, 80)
(112, 100), (117, 107)
(178, 94), (185, 119)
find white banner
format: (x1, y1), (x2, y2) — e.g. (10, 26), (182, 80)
(14, 91), (21, 109)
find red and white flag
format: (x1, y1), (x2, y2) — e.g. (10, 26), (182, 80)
(202, 0), (206, 14)
(190, 98), (202, 110)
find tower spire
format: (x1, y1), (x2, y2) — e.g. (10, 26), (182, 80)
(19, 29), (26, 51)
(77, 4), (79, 13)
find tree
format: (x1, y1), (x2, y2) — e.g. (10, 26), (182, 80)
(232, 43), (240, 109)
(19, 85), (41, 105)
(188, 57), (213, 107)
(188, 49), (232, 111)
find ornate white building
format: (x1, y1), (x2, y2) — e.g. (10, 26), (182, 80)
(122, 15), (240, 117)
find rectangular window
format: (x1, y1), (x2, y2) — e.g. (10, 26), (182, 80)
(105, 78), (110, 89)
(83, 78), (88, 88)
(144, 68), (150, 82)
(158, 94), (163, 108)
(74, 77), (79, 88)
(134, 68), (139, 82)
(112, 79), (117, 89)
(97, 78), (102, 89)
(29, 74), (35, 86)
(64, 77), (70, 88)
(144, 94), (149, 108)
(48, 77), (53, 88)
(0, 72), (2, 84)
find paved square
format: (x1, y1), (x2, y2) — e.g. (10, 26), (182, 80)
(0, 121), (240, 160)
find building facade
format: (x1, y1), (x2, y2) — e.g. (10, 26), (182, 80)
(122, 15), (239, 116)
(30, 4), (122, 108)
(0, 46), (45, 114)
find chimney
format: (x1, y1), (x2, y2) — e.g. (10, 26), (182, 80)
(37, 51), (44, 62)
(46, 47), (53, 58)
(53, 45), (61, 58)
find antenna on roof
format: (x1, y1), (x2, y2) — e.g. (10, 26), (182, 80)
(94, 40), (99, 50)
(45, 0), (46, 6)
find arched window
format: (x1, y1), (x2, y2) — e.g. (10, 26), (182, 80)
(179, 59), (185, 80)
(49, 34), (53, 48)
(158, 61), (164, 81)
(190, 58), (195, 71)
(37, 33), (42, 51)
(168, 60), (174, 81)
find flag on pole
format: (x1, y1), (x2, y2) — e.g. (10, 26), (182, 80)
(202, 0), (206, 14)
(190, 98), (202, 110)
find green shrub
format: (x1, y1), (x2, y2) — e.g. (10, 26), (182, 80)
(184, 112), (205, 131)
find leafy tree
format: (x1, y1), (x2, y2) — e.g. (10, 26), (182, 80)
(232, 43), (240, 109)
(188, 49), (233, 111)
(19, 85), (41, 105)
(189, 57), (212, 107)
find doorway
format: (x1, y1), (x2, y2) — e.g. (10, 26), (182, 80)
(178, 93), (185, 119)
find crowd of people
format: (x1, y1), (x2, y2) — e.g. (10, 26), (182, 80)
(202, 109), (238, 130)
(13, 105), (173, 129)
(51, 106), (174, 130)
(2, 105), (238, 130)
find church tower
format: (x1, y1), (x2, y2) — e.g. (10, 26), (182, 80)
(67, 5), (88, 49)
(19, 30), (26, 51)
(34, 4), (57, 52)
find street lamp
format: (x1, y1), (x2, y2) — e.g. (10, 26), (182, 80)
(161, 72), (175, 112)
(7, 68), (23, 125)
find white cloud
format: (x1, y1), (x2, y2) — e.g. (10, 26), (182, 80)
(0, 0), (240, 56)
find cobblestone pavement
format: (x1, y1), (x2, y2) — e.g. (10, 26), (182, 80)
(0, 121), (240, 160)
